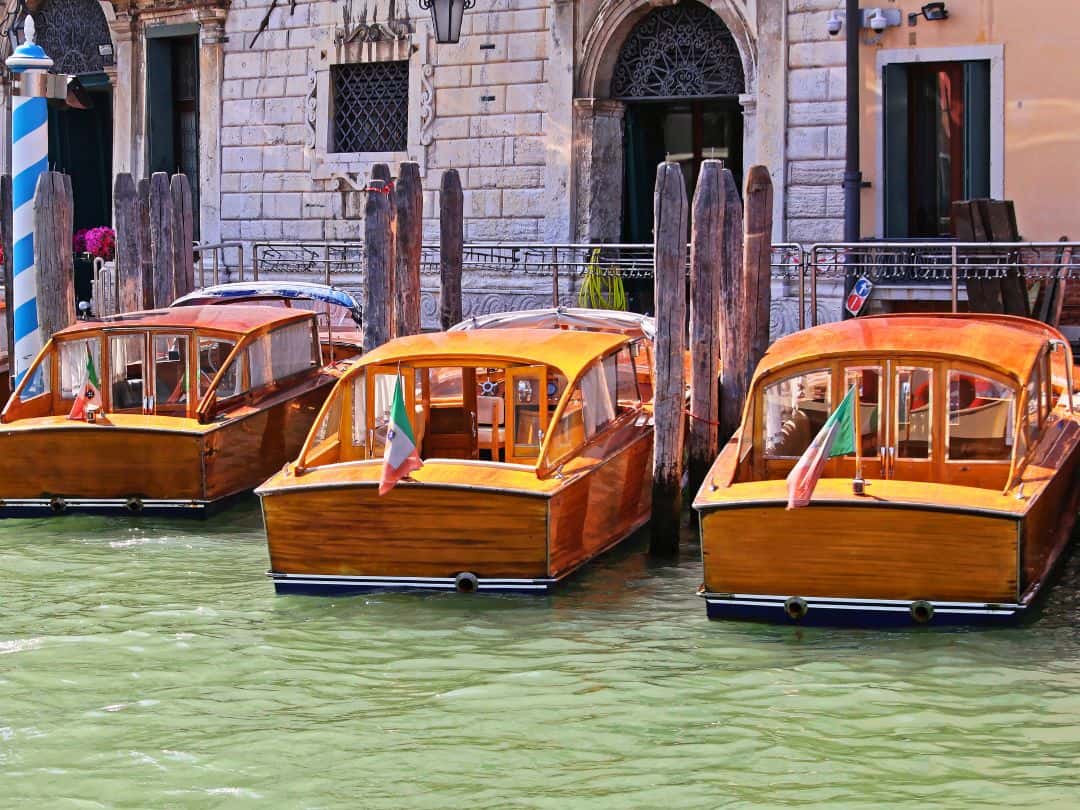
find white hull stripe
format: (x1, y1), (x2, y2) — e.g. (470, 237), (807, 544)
(0, 498), (208, 509)
(269, 573), (557, 591)
(701, 594), (1023, 615)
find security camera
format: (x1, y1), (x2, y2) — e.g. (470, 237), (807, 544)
(826, 9), (843, 35)
(868, 9), (888, 32)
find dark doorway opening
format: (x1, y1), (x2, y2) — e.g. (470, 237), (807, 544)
(623, 98), (743, 243)
(147, 34), (200, 236)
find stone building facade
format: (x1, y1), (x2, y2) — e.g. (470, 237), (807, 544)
(0, 0), (849, 250)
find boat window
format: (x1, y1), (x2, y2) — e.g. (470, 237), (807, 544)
(314, 390), (342, 446)
(1026, 367), (1041, 446)
(947, 371), (1015, 461)
(510, 367), (544, 456)
(371, 369), (411, 456)
(154, 334), (190, 414)
(763, 368), (831, 458)
(109, 334), (145, 411)
(605, 347), (641, 409)
(351, 373), (367, 447)
(841, 366), (882, 457)
(581, 362), (617, 437)
(429, 366), (463, 399)
(270, 320), (318, 381)
(198, 338), (237, 398)
(19, 355), (50, 401)
(896, 366), (932, 459)
(59, 338), (101, 399)
(1040, 353), (1052, 418)
(547, 383), (585, 462)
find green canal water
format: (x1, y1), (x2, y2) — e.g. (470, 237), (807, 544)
(2, 501), (1079, 808)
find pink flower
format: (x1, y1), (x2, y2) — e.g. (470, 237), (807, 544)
(73, 228), (89, 254)
(84, 226), (116, 260)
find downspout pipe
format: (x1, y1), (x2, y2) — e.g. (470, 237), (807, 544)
(843, 0), (861, 242)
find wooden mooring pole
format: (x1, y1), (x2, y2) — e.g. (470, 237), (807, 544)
(743, 165), (774, 392)
(718, 168), (746, 442)
(372, 164), (397, 334)
(650, 162), (688, 556)
(363, 182), (392, 352)
(394, 162), (422, 337)
(113, 173), (142, 313)
(148, 172), (175, 308)
(33, 171), (75, 336)
(137, 179), (153, 309)
(688, 160), (723, 497)
(170, 173), (195, 299)
(439, 168), (464, 330)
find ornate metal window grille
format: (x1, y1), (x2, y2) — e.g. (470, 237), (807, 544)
(332, 61), (409, 153)
(611, 0), (745, 100)
(32, 0), (113, 75)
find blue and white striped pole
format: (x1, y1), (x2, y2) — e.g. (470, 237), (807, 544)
(6, 16), (52, 383)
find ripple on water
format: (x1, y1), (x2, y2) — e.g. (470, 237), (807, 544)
(0, 506), (1079, 807)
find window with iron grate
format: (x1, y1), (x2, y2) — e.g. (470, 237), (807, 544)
(331, 61), (410, 153)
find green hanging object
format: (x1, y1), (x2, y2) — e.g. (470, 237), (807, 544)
(578, 248), (628, 311)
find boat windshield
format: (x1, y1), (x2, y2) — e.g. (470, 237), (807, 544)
(301, 346), (643, 470)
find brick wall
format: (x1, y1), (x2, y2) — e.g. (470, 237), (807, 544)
(786, 0), (846, 243)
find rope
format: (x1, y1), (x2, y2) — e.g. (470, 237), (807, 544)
(363, 181), (395, 195)
(684, 408), (723, 428)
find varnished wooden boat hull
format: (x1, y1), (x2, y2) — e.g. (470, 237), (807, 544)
(698, 481), (1080, 626)
(0, 384), (330, 516)
(260, 432), (654, 594)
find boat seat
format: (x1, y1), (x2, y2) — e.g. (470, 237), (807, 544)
(477, 395), (504, 455)
(111, 379), (143, 410)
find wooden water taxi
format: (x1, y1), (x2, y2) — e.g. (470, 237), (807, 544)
(694, 314), (1080, 626)
(256, 327), (654, 594)
(0, 305), (357, 516)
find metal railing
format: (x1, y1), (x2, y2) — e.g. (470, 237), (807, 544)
(194, 241), (247, 287)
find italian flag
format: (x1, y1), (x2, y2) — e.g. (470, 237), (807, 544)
(67, 345), (101, 421)
(378, 373), (423, 495)
(786, 384), (857, 509)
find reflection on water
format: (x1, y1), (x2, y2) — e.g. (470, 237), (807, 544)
(1, 499), (1079, 807)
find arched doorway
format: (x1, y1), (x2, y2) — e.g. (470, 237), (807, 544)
(612, 0), (745, 242)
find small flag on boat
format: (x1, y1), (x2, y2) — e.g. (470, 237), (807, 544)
(786, 384), (857, 509)
(378, 372), (423, 495)
(67, 345), (101, 421)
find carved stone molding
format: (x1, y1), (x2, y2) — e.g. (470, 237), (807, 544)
(418, 63), (434, 147)
(304, 68), (317, 149)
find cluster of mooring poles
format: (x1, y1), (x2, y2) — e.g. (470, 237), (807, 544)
(649, 159), (774, 556)
(360, 162), (465, 350)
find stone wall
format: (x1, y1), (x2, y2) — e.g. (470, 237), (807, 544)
(218, 0), (562, 250)
(785, 0), (845, 243)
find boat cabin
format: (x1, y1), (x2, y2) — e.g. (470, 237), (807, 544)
(295, 329), (647, 474)
(2, 305), (323, 425)
(733, 315), (1072, 492)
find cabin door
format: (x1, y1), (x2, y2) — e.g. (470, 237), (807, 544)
(885, 362), (936, 482)
(504, 365), (549, 465)
(832, 364), (886, 480)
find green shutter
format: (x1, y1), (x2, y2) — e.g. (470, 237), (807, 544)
(882, 62), (909, 238)
(963, 60), (991, 200)
(146, 38), (174, 175)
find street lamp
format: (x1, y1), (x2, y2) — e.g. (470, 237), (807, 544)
(419, 0), (476, 45)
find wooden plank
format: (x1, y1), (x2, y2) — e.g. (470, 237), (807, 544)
(981, 199), (1028, 316)
(701, 505), (1018, 602)
(743, 165), (773, 389)
(952, 200), (1000, 313)
(363, 183), (392, 352)
(688, 159), (723, 496)
(137, 178), (153, 309)
(148, 172), (175, 308)
(394, 162), (423, 337)
(1, 174), (13, 380)
(113, 173), (142, 313)
(170, 173), (195, 299)
(718, 168), (746, 441)
(650, 161), (688, 555)
(439, 168), (464, 330)
(32, 172), (75, 339)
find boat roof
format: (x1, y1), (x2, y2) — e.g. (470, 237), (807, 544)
(449, 307), (655, 340)
(355, 328), (628, 379)
(759, 314), (1064, 383)
(171, 282), (362, 324)
(52, 305), (314, 337)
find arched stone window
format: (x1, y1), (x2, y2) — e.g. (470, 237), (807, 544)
(32, 0), (113, 74)
(611, 0), (745, 100)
